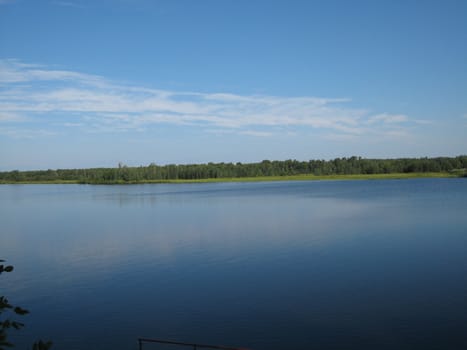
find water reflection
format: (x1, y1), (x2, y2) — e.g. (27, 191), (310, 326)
(1, 179), (467, 350)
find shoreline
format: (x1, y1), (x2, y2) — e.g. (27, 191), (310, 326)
(0, 172), (463, 185)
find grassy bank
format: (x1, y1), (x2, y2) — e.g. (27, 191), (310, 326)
(0, 172), (462, 185)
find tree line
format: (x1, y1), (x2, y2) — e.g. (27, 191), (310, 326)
(1, 156), (466, 184)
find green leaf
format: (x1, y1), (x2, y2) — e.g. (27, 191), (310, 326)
(13, 307), (29, 315)
(33, 340), (53, 350)
(0, 297), (12, 309)
(11, 321), (24, 330)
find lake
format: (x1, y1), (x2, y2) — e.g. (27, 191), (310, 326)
(1, 179), (467, 350)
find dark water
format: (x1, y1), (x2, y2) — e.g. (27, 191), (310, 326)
(1, 179), (467, 350)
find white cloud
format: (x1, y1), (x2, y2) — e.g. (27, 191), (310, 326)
(368, 113), (408, 124)
(62, 122), (84, 127)
(240, 130), (273, 137)
(204, 128), (235, 135)
(413, 119), (433, 125)
(0, 59), (106, 86)
(0, 111), (24, 122)
(0, 59), (414, 138)
(0, 127), (57, 138)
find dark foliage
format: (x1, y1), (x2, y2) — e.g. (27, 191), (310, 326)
(0, 260), (52, 350)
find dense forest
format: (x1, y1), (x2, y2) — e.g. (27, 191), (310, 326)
(1, 156), (466, 184)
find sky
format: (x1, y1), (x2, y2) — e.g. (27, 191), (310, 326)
(0, 0), (466, 170)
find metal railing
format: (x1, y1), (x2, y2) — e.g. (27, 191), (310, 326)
(138, 338), (249, 350)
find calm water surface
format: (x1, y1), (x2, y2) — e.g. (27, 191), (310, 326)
(1, 179), (467, 350)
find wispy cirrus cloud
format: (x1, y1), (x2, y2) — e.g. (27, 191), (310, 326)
(0, 59), (414, 139)
(368, 113), (408, 124)
(0, 59), (106, 85)
(0, 111), (24, 122)
(0, 126), (57, 138)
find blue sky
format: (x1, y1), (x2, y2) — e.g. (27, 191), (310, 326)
(0, 0), (466, 170)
